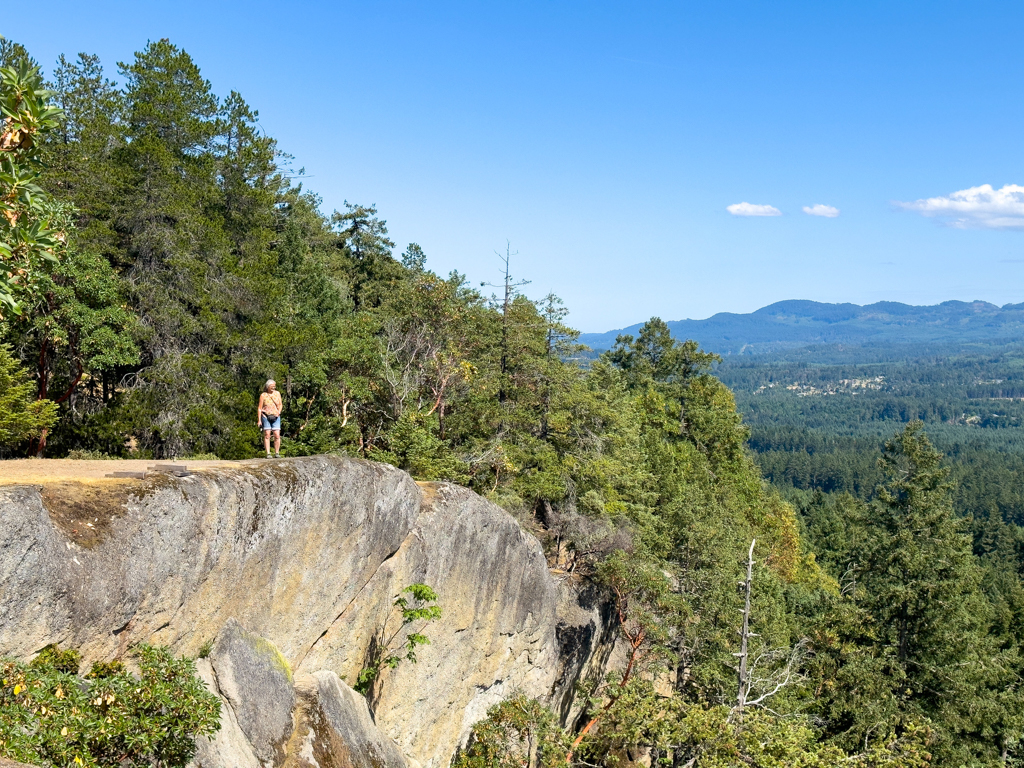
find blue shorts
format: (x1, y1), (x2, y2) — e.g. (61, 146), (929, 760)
(261, 413), (281, 431)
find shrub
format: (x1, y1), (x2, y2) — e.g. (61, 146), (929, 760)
(0, 644), (220, 768)
(65, 450), (115, 460)
(453, 695), (569, 768)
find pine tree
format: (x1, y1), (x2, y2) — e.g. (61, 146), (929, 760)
(45, 52), (125, 259)
(865, 422), (981, 676)
(814, 421), (1023, 765)
(0, 343), (56, 450)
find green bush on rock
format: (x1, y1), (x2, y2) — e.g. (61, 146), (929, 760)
(0, 644), (220, 768)
(453, 695), (570, 768)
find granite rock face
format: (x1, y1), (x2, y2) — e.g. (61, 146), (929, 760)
(550, 582), (620, 731)
(194, 655), (262, 768)
(192, 619), (408, 768)
(0, 457), (585, 768)
(208, 619), (296, 766)
(0, 759), (42, 768)
(283, 671), (409, 768)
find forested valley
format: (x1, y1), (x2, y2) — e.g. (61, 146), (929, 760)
(720, 342), (1024, 570)
(2, 36), (1023, 767)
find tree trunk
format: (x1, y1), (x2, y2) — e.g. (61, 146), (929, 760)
(734, 540), (756, 724)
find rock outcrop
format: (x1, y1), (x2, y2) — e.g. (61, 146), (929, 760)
(206, 619), (297, 766)
(0, 758), (41, 768)
(284, 671), (409, 768)
(0, 457), (590, 768)
(191, 618), (408, 768)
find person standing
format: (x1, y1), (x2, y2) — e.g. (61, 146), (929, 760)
(258, 380), (283, 458)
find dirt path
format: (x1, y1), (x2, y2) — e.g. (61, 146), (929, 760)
(0, 458), (242, 486)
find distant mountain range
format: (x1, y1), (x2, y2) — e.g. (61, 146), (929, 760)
(579, 300), (1024, 355)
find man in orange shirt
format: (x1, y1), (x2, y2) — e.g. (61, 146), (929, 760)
(258, 380), (283, 458)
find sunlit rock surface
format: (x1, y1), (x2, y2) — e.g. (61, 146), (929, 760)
(0, 456), (603, 768)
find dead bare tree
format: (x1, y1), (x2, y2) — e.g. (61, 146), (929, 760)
(741, 640), (808, 712)
(481, 242), (529, 405)
(731, 539), (807, 724)
(733, 539), (756, 722)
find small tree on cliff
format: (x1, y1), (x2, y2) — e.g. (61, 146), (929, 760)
(563, 551), (684, 762)
(453, 694), (571, 768)
(355, 583), (442, 702)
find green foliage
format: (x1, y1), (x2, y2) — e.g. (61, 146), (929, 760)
(9, 243), (142, 456)
(803, 423), (1024, 765)
(0, 342), (56, 447)
(462, 685), (934, 768)
(593, 320), (806, 707)
(453, 695), (571, 768)
(608, 317), (720, 392)
(597, 550), (685, 671)
(598, 683), (933, 768)
(31, 646), (80, 676)
(368, 411), (470, 483)
(354, 584), (442, 696)
(0, 644), (220, 768)
(0, 53), (67, 316)
(865, 423), (983, 671)
(724, 343), (1024, 764)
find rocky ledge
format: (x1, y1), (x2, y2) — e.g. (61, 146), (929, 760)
(0, 457), (613, 768)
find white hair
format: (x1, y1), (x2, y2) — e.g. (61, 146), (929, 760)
(265, 380), (276, 391)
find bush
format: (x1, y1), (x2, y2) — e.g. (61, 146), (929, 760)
(0, 644), (220, 768)
(453, 695), (569, 768)
(65, 450), (116, 460)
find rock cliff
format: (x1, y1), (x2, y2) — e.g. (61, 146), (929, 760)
(0, 457), (613, 768)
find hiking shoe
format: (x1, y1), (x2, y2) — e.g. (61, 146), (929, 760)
(266, 453), (272, 459)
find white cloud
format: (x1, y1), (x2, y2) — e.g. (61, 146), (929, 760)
(802, 204), (840, 218)
(896, 184), (1024, 229)
(726, 202), (782, 217)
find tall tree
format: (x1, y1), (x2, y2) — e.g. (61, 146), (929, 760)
(329, 202), (401, 309)
(813, 421), (1023, 764)
(607, 318), (722, 442)
(44, 52), (125, 258)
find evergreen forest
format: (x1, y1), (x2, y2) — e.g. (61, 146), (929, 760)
(3, 36), (1024, 767)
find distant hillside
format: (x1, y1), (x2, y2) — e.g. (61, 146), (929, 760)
(579, 300), (1024, 355)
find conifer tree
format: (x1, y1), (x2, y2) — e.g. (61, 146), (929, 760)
(813, 421), (1023, 764)
(0, 343), (56, 449)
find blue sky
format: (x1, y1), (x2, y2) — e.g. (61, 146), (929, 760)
(7, 1), (1024, 331)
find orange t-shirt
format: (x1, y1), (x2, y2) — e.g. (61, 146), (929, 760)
(260, 391), (282, 416)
